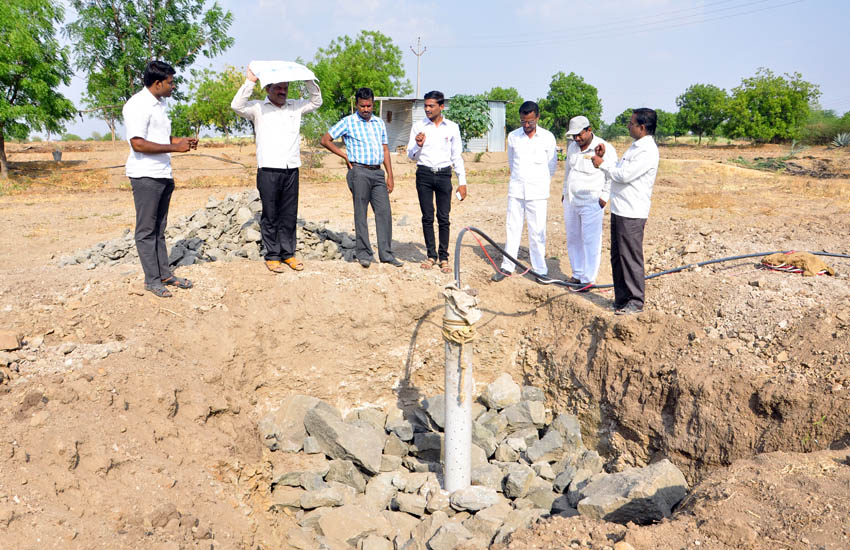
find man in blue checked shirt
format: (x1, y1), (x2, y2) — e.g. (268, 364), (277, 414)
(321, 87), (402, 268)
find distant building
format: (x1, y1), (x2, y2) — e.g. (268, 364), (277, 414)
(374, 97), (507, 153)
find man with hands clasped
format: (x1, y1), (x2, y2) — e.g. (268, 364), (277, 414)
(123, 60), (198, 298)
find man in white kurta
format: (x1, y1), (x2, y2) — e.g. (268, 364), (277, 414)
(562, 115), (617, 288)
(492, 101), (557, 281)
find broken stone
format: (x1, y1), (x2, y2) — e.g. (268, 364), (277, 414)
(326, 459), (367, 493)
(0, 331), (21, 351)
(363, 473), (397, 512)
(385, 408), (415, 441)
(576, 459), (688, 524)
(305, 406), (384, 474)
(258, 395), (336, 452)
(526, 429), (563, 463)
(427, 522), (473, 550)
(521, 385), (546, 402)
(551, 413), (584, 450)
(480, 373), (521, 410)
(503, 463), (535, 499)
(450, 486), (500, 512)
(567, 469), (606, 508)
(359, 534), (393, 550)
(316, 505), (391, 546)
(471, 463), (503, 492)
(301, 486), (346, 509)
(501, 401), (546, 429)
(393, 493), (426, 517)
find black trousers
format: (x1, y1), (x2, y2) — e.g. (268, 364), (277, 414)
(346, 165), (394, 262)
(415, 165), (453, 262)
(257, 167), (299, 261)
(130, 177), (174, 286)
(610, 213), (647, 308)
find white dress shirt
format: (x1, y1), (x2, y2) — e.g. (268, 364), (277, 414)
(507, 126), (557, 200)
(599, 135), (659, 218)
(406, 117), (467, 186)
(563, 134), (616, 206)
(123, 88), (173, 179)
(231, 79), (322, 169)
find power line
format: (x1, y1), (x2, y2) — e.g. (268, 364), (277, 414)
(410, 37), (427, 99)
(433, 0), (806, 49)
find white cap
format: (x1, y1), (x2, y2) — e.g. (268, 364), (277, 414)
(249, 60), (317, 89)
(565, 115), (591, 136)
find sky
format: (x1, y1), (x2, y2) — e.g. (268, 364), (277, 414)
(56, 0), (850, 139)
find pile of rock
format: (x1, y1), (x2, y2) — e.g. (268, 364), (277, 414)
(59, 190), (358, 269)
(258, 374), (688, 550)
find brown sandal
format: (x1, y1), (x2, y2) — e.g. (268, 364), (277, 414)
(265, 260), (286, 273)
(439, 260), (452, 273)
(283, 257), (304, 271)
(420, 258), (436, 270)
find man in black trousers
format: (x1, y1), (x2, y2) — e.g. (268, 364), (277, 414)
(231, 63), (322, 273)
(406, 90), (467, 273)
(122, 60), (197, 297)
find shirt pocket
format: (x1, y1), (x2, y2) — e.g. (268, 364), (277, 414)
(573, 154), (596, 174)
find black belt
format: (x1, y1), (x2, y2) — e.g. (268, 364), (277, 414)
(352, 162), (381, 170)
(417, 165), (452, 174)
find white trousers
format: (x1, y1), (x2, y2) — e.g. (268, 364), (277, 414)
(563, 201), (605, 284)
(501, 197), (548, 275)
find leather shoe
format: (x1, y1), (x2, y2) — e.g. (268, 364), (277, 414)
(567, 276), (581, 285)
(490, 272), (507, 282)
(359, 258), (371, 268)
(615, 303), (643, 315)
(383, 258), (404, 267)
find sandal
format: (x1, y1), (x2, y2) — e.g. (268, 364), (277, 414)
(283, 257), (304, 271)
(162, 275), (193, 289)
(265, 260), (286, 273)
(439, 260), (452, 274)
(420, 258), (436, 270)
(145, 285), (172, 298)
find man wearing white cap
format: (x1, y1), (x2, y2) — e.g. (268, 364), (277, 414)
(491, 101), (557, 282)
(562, 115), (616, 290)
(231, 61), (322, 273)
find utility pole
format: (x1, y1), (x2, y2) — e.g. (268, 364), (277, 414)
(410, 37), (427, 99)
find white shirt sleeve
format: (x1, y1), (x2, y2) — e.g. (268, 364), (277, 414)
(231, 79), (257, 121)
(124, 101), (150, 141)
(547, 134), (557, 180)
(600, 146), (653, 186)
(299, 80), (322, 114)
(600, 142), (617, 202)
(407, 121), (421, 160)
(451, 123), (467, 187)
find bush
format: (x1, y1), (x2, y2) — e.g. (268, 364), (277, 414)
(801, 109), (850, 145)
(61, 133), (83, 142)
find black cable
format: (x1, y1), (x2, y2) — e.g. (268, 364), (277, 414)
(453, 226), (850, 289)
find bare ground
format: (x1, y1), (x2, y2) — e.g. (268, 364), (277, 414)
(0, 140), (849, 549)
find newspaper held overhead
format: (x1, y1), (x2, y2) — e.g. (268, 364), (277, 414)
(248, 60), (318, 89)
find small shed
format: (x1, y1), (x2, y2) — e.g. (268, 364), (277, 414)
(374, 97), (506, 153)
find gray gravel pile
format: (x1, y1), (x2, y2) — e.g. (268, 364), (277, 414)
(59, 190), (358, 269)
(259, 373), (689, 549)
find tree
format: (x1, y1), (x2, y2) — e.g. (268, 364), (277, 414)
(445, 95), (491, 148)
(481, 86), (524, 133)
(539, 72), (602, 139)
(0, 0), (76, 178)
(65, 0), (234, 142)
(307, 30), (411, 119)
(600, 108), (633, 141)
(655, 109), (682, 142)
(186, 65), (250, 139)
(675, 84), (727, 144)
(169, 103), (202, 138)
(724, 68), (820, 143)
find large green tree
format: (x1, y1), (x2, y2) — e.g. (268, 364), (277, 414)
(0, 0), (76, 178)
(655, 109), (682, 142)
(65, 0), (233, 141)
(676, 83), (727, 144)
(539, 72), (602, 139)
(724, 68), (820, 143)
(445, 94), (491, 148)
(481, 86), (523, 133)
(187, 65), (250, 139)
(307, 30), (411, 119)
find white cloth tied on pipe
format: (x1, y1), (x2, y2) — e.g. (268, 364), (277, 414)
(248, 60), (317, 89)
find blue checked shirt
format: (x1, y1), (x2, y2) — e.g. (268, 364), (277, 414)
(327, 112), (387, 165)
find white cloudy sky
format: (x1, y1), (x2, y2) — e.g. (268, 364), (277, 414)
(57, 0), (849, 138)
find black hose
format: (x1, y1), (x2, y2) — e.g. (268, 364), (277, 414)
(453, 225), (850, 289)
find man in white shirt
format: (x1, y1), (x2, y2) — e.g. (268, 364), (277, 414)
(562, 115), (616, 290)
(592, 108), (660, 315)
(492, 101), (557, 282)
(407, 90), (467, 273)
(231, 64), (322, 273)
(123, 60), (198, 298)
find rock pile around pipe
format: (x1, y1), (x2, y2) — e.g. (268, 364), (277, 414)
(259, 373), (689, 550)
(59, 190), (358, 269)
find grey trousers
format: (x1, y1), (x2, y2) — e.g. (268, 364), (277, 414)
(130, 177), (174, 286)
(610, 213), (647, 309)
(346, 165), (394, 262)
